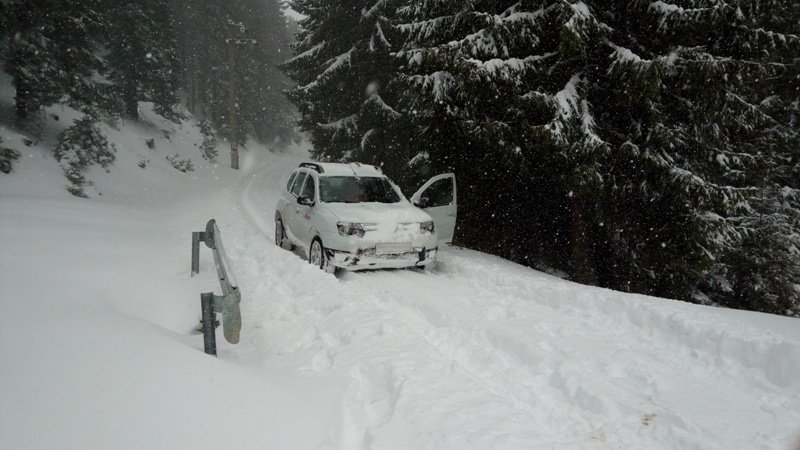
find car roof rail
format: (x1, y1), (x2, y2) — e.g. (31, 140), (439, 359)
(298, 162), (324, 173)
(350, 161), (382, 173)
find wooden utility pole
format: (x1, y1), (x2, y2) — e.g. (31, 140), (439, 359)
(225, 20), (256, 170)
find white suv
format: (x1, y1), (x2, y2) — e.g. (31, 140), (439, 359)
(275, 162), (457, 272)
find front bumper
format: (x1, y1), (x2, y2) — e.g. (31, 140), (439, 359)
(329, 247), (437, 271)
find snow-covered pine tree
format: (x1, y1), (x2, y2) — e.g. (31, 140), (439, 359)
(394, 1), (799, 312)
(235, 0), (297, 145)
(105, 0), (182, 121)
(175, 0), (225, 124)
(355, 2), (414, 180)
(582, 1), (800, 311)
(174, 0), (295, 145)
(2, 0), (108, 120)
(721, 187), (800, 316)
(0, 137), (22, 174)
(53, 116), (116, 197)
(198, 119), (219, 162)
(699, 0), (800, 315)
(395, 1), (611, 278)
(283, 0), (409, 172)
(174, 0), (228, 123)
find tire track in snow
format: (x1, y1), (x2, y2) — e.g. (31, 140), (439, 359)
(333, 261), (800, 448)
(229, 161), (546, 446)
(340, 270), (647, 446)
(212, 153), (331, 364)
(238, 155), (298, 239)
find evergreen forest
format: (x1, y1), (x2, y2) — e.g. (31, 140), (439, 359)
(1, 0), (798, 316)
(283, 0), (800, 316)
(1, 0), (295, 145)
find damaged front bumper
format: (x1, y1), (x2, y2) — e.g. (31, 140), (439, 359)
(328, 246), (437, 271)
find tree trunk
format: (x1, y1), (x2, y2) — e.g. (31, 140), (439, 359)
(570, 192), (595, 284)
(123, 81), (139, 120)
(14, 79), (36, 121)
(227, 37), (239, 170)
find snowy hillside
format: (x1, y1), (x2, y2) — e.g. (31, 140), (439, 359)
(1, 102), (799, 448)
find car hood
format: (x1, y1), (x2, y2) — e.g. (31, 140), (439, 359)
(322, 201), (431, 225)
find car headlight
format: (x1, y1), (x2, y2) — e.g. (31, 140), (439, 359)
(337, 222), (366, 238)
(420, 221), (435, 233)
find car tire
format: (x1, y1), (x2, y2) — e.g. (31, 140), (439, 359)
(275, 216), (294, 250)
(309, 237), (335, 274)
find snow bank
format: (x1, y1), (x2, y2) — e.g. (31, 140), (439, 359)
(1, 83), (329, 448)
(0, 191), (329, 450)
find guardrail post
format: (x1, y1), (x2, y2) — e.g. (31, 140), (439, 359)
(191, 231), (202, 276)
(201, 292), (217, 356)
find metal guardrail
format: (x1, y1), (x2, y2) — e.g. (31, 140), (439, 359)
(191, 219), (242, 356)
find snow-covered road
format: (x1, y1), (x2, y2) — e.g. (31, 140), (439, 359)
(210, 153), (800, 449)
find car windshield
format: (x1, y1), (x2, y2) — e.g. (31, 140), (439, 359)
(319, 176), (401, 203)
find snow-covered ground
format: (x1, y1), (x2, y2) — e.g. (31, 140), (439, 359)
(1, 100), (799, 449)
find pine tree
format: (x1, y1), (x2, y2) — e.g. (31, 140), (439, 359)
(352, 0), (411, 179)
(105, 0), (182, 120)
(701, 0), (800, 314)
(177, 0), (228, 127)
(53, 116), (116, 197)
(198, 119), (219, 162)
(2, 0), (108, 120)
(0, 137), (22, 174)
(235, 0), (297, 144)
(393, 1), (799, 312)
(394, 1), (610, 277)
(283, 0), (409, 172)
(175, 0), (295, 145)
(587, 1), (800, 310)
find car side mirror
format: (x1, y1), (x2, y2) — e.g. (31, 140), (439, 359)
(297, 196), (314, 207)
(415, 197), (430, 209)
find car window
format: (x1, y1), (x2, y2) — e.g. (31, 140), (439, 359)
(286, 172), (297, 192)
(291, 172), (307, 197)
(422, 177), (453, 207)
(319, 176), (401, 203)
(299, 174), (315, 200)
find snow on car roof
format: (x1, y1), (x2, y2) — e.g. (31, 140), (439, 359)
(299, 162), (384, 177)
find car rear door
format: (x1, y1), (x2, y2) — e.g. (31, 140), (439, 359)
(410, 173), (457, 244)
(286, 170), (308, 243)
(294, 172), (317, 245)
(279, 170), (298, 217)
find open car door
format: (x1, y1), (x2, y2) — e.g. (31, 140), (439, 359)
(410, 173), (457, 244)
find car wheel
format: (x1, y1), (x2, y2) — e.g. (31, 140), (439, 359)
(275, 217), (294, 250)
(309, 237), (335, 274)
